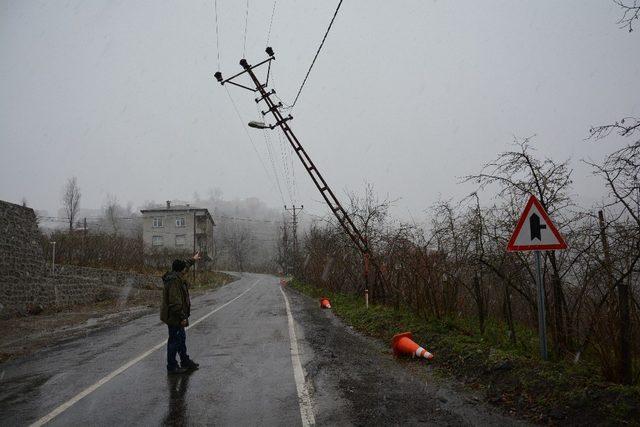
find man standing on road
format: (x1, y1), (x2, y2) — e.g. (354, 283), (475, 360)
(161, 252), (201, 374)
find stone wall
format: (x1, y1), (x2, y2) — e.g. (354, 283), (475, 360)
(0, 200), (46, 283)
(0, 199), (161, 318)
(54, 265), (162, 290)
(0, 200), (46, 317)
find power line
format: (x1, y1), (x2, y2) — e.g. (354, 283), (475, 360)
(255, 103), (287, 204)
(242, 0), (250, 57)
(275, 129), (294, 203)
(287, 0), (344, 109)
(262, 130), (292, 202)
(218, 215), (281, 224)
(276, 123), (299, 203)
(39, 216), (140, 221)
(265, 0), (277, 45)
(289, 132), (298, 201)
(214, 0), (221, 68)
(41, 215), (284, 225)
(222, 237), (279, 243)
(224, 86), (282, 198)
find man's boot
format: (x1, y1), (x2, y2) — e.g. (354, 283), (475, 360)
(182, 359), (199, 371)
(167, 366), (188, 375)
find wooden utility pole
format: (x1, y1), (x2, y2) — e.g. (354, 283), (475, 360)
(598, 210), (631, 384)
(215, 48), (376, 292)
(285, 205), (303, 271)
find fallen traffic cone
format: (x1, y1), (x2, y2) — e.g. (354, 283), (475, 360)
(392, 332), (434, 360)
(319, 297), (332, 309)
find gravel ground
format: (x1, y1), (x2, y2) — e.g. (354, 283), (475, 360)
(286, 285), (529, 426)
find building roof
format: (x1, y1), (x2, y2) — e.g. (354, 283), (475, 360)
(140, 205), (215, 225)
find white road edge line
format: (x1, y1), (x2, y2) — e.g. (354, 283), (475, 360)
(279, 285), (316, 427)
(30, 278), (262, 427)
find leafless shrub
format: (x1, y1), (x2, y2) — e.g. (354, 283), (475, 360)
(62, 177), (81, 232)
(298, 138), (638, 384)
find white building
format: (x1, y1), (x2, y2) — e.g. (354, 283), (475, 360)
(140, 201), (215, 261)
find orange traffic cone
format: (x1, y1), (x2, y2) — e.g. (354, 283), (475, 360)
(392, 332), (433, 360)
(319, 297), (332, 309)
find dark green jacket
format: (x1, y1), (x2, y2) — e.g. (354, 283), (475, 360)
(160, 260), (194, 326)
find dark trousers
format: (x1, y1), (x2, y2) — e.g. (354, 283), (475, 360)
(167, 325), (189, 370)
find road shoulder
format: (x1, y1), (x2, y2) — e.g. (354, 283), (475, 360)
(285, 285), (527, 426)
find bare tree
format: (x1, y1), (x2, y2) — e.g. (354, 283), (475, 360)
(276, 216), (291, 274)
(295, 140), (637, 383)
(346, 183), (395, 298)
(465, 137), (576, 353)
(104, 194), (121, 235)
(589, 118), (640, 224)
(589, 0), (639, 376)
(224, 225), (255, 272)
(62, 177), (81, 232)
(587, 118), (640, 384)
(614, 0), (640, 32)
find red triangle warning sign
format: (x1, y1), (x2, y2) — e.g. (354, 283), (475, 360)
(507, 195), (567, 251)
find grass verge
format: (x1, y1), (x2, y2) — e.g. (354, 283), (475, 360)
(289, 279), (640, 425)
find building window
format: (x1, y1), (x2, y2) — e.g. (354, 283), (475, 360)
(152, 217), (163, 228)
(152, 236), (164, 246)
(176, 217), (186, 227)
(175, 235), (186, 247)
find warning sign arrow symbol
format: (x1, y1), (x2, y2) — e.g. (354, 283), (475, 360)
(507, 195), (567, 252)
(529, 213), (546, 241)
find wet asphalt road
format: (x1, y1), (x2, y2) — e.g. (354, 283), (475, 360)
(1, 274), (303, 426)
(0, 273), (522, 426)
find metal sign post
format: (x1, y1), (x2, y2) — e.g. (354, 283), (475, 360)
(534, 250), (548, 359)
(507, 195), (567, 361)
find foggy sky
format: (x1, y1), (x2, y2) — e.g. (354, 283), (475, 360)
(1, 1), (638, 222)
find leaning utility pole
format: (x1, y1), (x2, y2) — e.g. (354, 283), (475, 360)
(285, 204), (303, 271)
(215, 48), (375, 294)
